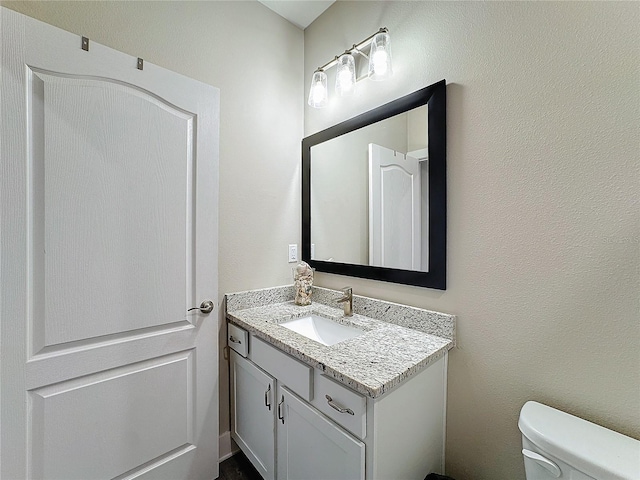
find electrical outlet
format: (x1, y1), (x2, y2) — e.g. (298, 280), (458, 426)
(288, 244), (298, 263)
(311, 243), (315, 259)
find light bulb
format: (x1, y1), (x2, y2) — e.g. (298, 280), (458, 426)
(335, 54), (356, 97)
(308, 70), (328, 108)
(338, 70), (353, 89)
(372, 50), (388, 76)
(368, 31), (392, 81)
(312, 82), (325, 103)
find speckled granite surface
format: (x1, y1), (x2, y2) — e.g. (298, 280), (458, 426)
(311, 286), (456, 342)
(226, 285), (295, 311)
(225, 286), (456, 399)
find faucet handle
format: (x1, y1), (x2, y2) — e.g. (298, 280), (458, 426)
(341, 286), (352, 294)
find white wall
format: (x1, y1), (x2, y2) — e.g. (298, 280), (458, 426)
(2, 0), (304, 450)
(305, 2), (639, 479)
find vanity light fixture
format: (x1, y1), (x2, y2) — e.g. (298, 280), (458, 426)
(307, 27), (392, 108)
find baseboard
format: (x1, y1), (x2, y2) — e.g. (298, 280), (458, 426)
(219, 431), (239, 462)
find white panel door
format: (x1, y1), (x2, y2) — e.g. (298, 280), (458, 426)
(369, 143), (421, 270)
(1, 8), (219, 480)
(276, 387), (365, 480)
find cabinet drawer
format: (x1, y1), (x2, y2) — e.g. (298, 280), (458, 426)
(250, 336), (312, 401)
(313, 374), (367, 439)
(228, 323), (248, 357)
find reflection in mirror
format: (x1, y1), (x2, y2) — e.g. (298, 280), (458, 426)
(311, 105), (429, 270)
(302, 80), (446, 289)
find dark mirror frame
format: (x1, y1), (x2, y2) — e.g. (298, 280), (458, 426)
(302, 79), (447, 289)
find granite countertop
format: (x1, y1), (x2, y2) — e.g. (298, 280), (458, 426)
(225, 286), (455, 399)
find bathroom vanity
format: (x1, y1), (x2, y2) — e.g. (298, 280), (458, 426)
(225, 286), (455, 480)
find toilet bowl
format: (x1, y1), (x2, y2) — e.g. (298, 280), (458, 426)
(518, 401), (640, 480)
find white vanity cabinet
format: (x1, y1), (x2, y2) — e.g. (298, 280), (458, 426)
(230, 333), (363, 480)
(229, 350), (276, 480)
(229, 324), (448, 480)
(276, 385), (365, 480)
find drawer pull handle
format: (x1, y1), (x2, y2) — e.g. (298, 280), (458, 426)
(229, 335), (242, 344)
(265, 384), (271, 410)
(278, 395), (285, 424)
(325, 395), (354, 415)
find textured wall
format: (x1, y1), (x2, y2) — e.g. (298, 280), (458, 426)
(1, 0), (304, 445)
(305, 2), (639, 479)
(3, 2), (638, 478)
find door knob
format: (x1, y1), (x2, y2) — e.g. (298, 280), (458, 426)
(187, 300), (214, 314)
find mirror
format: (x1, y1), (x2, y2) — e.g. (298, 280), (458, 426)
(302, 80), (446, 289)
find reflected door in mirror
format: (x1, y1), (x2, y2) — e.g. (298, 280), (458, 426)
(369, 144), (423, 270)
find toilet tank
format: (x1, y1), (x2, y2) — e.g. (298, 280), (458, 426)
(518, 401), (640, 480)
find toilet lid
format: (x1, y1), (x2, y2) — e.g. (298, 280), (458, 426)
(518, 401), (640, 480)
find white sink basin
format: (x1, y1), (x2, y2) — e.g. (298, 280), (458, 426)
(281, 315), (364, 346)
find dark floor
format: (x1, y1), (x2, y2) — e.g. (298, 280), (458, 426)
(219, 454), (454, 480)
(219, 451), (263, 480)
(219, 453), (454, 480)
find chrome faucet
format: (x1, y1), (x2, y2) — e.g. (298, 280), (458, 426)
(336, 287), (353, 316)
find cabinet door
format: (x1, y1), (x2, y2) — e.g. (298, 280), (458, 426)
(230, 351), (276, 480)
(277, 386), (365, 480)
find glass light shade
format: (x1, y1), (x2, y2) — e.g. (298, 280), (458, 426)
(368, 32), (392, 81)
(335, 54), (356, 96)
(308, 70), (328, 108)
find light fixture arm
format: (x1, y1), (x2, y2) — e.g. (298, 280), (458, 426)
(314, 27), (388, 73)
(351, 45), (369, 61)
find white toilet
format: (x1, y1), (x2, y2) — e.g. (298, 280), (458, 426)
(518, 401), (640, 480)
